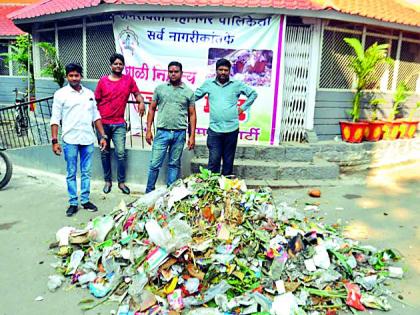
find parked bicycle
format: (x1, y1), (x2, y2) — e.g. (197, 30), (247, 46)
(13, 88), (30, 137)
(0, 145), (12, 189)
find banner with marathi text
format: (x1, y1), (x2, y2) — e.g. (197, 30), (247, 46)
(113, 13), (284, 145)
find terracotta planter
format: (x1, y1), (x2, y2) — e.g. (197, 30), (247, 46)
(399, 121), (419, 139)
(382, 121), (401, 140)
(364, 121), (385, 142)
(339, 121), (368, 143)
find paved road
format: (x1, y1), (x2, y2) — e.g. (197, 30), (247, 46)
(0, 164), (419, 315)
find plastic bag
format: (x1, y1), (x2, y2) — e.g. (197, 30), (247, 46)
(145, 219), (192, 253)
(47, 275), (65, 292)
(91, 216), (114, 242)
(270, 292), (299, 315)
(134, 187), (167, 208)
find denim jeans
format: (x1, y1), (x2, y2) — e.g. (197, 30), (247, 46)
(63, 142), (94, 206)
(99, 123), (127, 183)
(146, 129), (186, 193)
(207, 128), (239, 176)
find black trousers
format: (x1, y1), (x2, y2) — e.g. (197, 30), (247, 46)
(206, 128), (239, 176)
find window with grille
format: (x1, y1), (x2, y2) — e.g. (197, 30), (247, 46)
(319, 29), (361, 89)
(37, 31), (55, 78)
(86, 24), (116, 79)
(364, 34), (397, 91)
(0, 42), (9, 76)
(58, 28), (83, 68)
(398, 40), (420, 92)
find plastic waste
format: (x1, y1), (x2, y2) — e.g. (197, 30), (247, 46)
(78, 271), (96, 284)
(91, 216), (114, 242)
(252, 291), (273, 311)
(144, 247), (169, 273)
(275, 280), (286, 295)
(270, 292), (299, 315)
(167, 289), (184, 310)
(313, 245), (331, 269)
(344, 283), (365, 311)
(183, 280), (231, 307)
(167, 184), (191, 209)
(361, 293), (391, 311)
(134, 187), (167, 208)
(214, 294), (229, 311)
(185, 277), (200, 294)
(47, 275), (65, 292)
(89, 282), (112, 298)
(269, 251), (288, 280)
(66, 250), (84, 275)
(145, 219), (192, 253)
(184, 308), (221, 315)
(388, 266), (403, 278)
(55, 226), (76, 246)
(355, 275), (377, 291)
(128, 272), (149, 304)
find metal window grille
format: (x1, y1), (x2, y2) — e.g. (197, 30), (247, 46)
(37, 31), (55, 78)
(319, 23), (420, 93)
(58, 28), (83, 68)
(0, 42), (9, 76)
(398, 40), (420, 92)
(319, 28), (362, 89)
(86, 24), (116, 79)
(34, 17), (115, 80)
(364, 35), (397, 90)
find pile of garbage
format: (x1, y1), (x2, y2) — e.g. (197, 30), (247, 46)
(48, 168), (404, 315)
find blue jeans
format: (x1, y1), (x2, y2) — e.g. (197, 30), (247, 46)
(146, 129), (186, 193)
(207, 128), (239, 176)
(99, 124), (127, 183)
(63, 142), (94, 206)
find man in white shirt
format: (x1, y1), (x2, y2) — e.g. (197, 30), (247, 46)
(50, 63), (107, 217)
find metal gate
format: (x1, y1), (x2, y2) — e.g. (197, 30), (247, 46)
(280, 23), (318, 142)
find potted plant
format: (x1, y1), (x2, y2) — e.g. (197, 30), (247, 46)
(399, 101), (420, 139)
(364, 98), (387, 141)
(383, 82), (410, 140)
(340, 38), (393, 143)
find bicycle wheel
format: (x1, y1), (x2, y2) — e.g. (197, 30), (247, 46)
(0, 151), (13, 189)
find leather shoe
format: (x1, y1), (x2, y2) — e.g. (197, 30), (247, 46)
(118, 184), (130, 195)
(66, 205), (78, 217)
(103, 182), (112, 194)
(82, 201), (98, 212)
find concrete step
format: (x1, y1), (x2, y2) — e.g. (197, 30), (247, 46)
(193, 143), (315, 162)
(190, 158), (339, 180)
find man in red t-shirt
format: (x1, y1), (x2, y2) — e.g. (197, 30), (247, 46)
(94, 53), (145, 194)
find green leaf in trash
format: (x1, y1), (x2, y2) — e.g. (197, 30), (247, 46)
(329, 250), (353, 277)
(304, 288), (347, 299)
(78, 298), (95, 305)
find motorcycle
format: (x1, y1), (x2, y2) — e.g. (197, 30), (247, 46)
(0, 146), (12, 189)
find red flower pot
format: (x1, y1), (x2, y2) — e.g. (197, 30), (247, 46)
(382, 121), (401, 140)
(364, 121), (385, 142)
(339, 121), (368, 143)
(399, 121), (419, 139)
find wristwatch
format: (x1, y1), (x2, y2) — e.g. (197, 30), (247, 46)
(101, 134), (108, 140)
(51, 138), (58, 145)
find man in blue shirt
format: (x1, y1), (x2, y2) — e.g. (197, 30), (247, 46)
(195, 58), (257, 175)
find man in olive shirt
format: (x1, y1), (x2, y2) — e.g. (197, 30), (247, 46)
(195, 58), (257, 176)
(145, 61), (197, 193)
